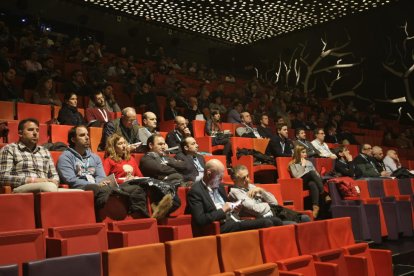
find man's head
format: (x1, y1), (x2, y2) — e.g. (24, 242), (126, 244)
(18, 118), (40, 148)
(277, 123), (288, 139)
(120, 107), (137, 129)
(188, 97), (198, 108)
(203, 159), (225, 188)
(327, 125), (337, 135)
(68, 125), (90, 151)
(91, 91), (106, 108)
(240, 112), (252, 124)
(372, 146), (384, 161)
(175, 116), (188, 133)
(234, 101), (243, 113)
(232, 165), (250, 188)
(142, 112), (157, 130)
(180, 136), (199, 155)
(141, 82), (151, 94)
(2, 68), (16, 82)
(386, 149), (399, 161)
(295, 128), (306, 140)
(334, 145), (350, 159)
(275, 116), (285, 124)
(314, 128), (325, 142)
(71, 70), (84, 84)
(260, 114), (269, 127)
(361, 144), (373, 157)
(147, 134), (167, 156)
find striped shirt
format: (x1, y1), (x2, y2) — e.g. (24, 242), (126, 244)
(0, 142), (59, 188)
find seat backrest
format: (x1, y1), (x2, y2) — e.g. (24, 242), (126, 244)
(0, 193), (35, 231)
(295, 221), (331, 254)
(7, 121), (49, 145)
(354, 180), (371, 199)
(217, 230), (264, 272)
(231, 137), (253, 156)
(17, 103), (52, 124)
(255, 184), (283, 205)
(367, 179), (386, 198)
(253, 138), (270, 154)
(398, 178), (413, 195)
(36, 191), (96, 228)
(108, 218), (160, 246)
(192, 120), (206, 138)
(0, 101), (15, 120)
(382, 179), (401, 197)
(159, 120), (175, 132)
(327, 182), (345, 205)
(165, 236), (221, 276)
(314, 158), (334, 176)
(49, 151), (63, 168)
(325, 217), (355, 248)
(276, 157), (292, 179)
(50, 124), (73, 145)
(259, 225), (299, 262)
(220, 122), (236, 136)
(102, 243), (167, 276)
(23, 252), (101, 276)
(169, 187), (188, 217)
(88, 127), (103, 153)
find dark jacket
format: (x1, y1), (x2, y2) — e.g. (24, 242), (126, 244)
(175, 152), (205, 182)
(98, 118), (141, 151)
(353, 154), (380, 178)
(57, 103), (85, 126)
(293, 139), (320, 158)
(334, 159), (356, 178)
(257, 126), (273, 139)
(139, 152), (186, 182)
(266, 135), (294, 157)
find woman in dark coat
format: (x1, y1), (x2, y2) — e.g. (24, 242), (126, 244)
(57, 92), (85, 126)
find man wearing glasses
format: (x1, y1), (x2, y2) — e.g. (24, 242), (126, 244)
(311, 128), (337, 159)
(354, 144), (387, 178)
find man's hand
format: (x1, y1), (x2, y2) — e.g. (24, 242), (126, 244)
(222, 202), (232, 213)
(98, 180), (111, 187)
(47, 178), (59, 186)
(344, 151), (353, 162)
(381, 171), (391, 177)
(183, 127), (192, 137)
(330, 154), (338, 159)
(247, 187), (263, 198)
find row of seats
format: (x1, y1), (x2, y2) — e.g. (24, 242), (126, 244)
(0, 218), (393, 276)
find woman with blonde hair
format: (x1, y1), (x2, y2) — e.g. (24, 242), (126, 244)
(288, 145), (326, 218)
(103, 133), (148, 217)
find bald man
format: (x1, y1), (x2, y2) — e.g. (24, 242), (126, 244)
(372, 146), (391, 177)
(138, 111), (158, 145)
(383, 150), (401, 174)
(98, 107), (142, 151)
(186, 159), (275, 233)
(166, 115), (192, 153)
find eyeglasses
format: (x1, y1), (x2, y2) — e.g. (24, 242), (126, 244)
(364, 147), (372, 150)
(318, 132), (325, 135)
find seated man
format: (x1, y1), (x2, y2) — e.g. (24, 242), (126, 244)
(235, 112), (262, 138)
(257, 114), (273, 139)
(383, 149), (402, 174)
(334, 146), (356, 178)
(85, 90), (115, 126)
(186, 159), (276, 234)
(0, 118), (66, 193)
(293, 128), (320, 158)
(138, 111), (158, 146)
(266, 122), (294, 157)
(229, 165), (310, 224)
(139, 134), (184, 215)
(166, 115), (192, 153)
(372, 146), (391, 177)
(175, 137), (205, 183)
(353, 144), (384, 178)
(311, 128), (337, 159)
(57, 125), (148, 216)
(98, 107), (142, 152)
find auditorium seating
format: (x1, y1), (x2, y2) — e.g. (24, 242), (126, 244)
(16, 103), (52, 124)
(6, 121), (49, 145)
(35, 191), (107, 257)
(0, 101), (15, 120)
(217, 230), (278, 275)
(0, 264), (18, 276)
(50, 124), (72, 145)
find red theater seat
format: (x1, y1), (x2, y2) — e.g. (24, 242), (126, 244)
(17, 103), (52, 124)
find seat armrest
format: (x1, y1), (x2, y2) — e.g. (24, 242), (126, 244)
(233, 262), (278, 276)
(314, 261), (339, 276)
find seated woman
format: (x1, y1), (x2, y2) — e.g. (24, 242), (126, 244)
(205, 109), (232, 166)
(57, 92), (85, 126)
(164, 96), (180, 121)
(33, 75), (62, 106)
(103, 133), (148, 217)
(288, 145), (329, 218)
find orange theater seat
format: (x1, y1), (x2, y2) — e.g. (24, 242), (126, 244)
(7, 121), (49, 145)
(102, 243), (167, 276)
(0, 100), (15, 120)
(88, 127), (103, 153)
(50, 124), (73, 145)
(17, 103), (52, 124)
(217, 230), (278, 276)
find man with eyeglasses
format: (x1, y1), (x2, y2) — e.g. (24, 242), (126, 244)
(353, 144), (384, 178)
(138, 112), (158, 146)
(98, 107), (143, 152)
(311, 128), (337, 159)
(186, 159), (275, 233)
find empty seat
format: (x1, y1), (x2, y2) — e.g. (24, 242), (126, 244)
(165, 236), (224, 276)
(88, 127), (103, 153)
(35, 191), (107, 257)
(0, 193), (35, 231)
(23, 252), (101, 276)
(217, 230), (278, 275)
(17, 103), (52, 124)
(0, 101), (15, 120)
(50, 124), (73, 145)
(102, 243), (167, 276)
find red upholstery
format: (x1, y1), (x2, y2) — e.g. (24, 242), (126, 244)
(325, 217), (393, 276)
(35, 191), (107, 257)
(7, 121), (49, 145)
(107, 218), (162, 249)
(165, 236), (223, 276)
(50, 124), (72, 145)
(17, 103), (52, 124)
(0, 193), (35, 231)
(49, 151), (63, 168)
(314, 158), (334, 176)
(217, 230), (278, 275)
(0, 101), (15, 120)
(157, 215), (193, 241)
(88, 127), (102, 153)
(159, 120), (175, 132)
(259, 225), (338, 276)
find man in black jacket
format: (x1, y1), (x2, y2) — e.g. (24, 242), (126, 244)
(186, 159), (274, 233)
(293, 128), (320, 158)
(175, 136), (205, 183)
(266, 122), (294, 157)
